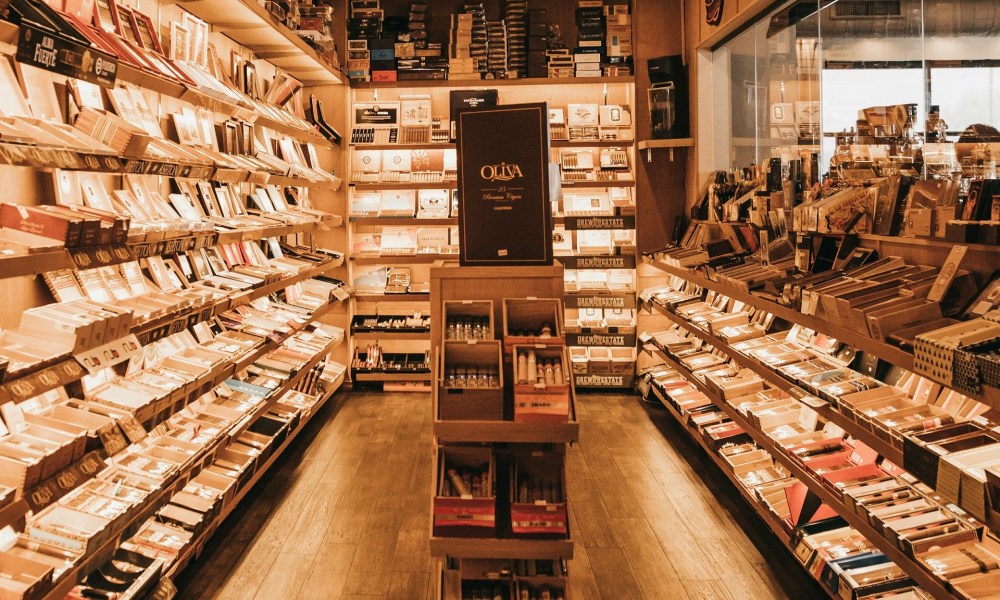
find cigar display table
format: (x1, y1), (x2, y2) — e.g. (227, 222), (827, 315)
(429, 263), (578, 598)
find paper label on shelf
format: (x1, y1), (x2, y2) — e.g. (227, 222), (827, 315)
(0, 401), (25, 433)
(928, 245), (968, 303)
(0, 526), (17, 552)
(74, 334), (142, 374)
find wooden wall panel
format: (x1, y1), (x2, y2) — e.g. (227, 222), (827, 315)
(634, 0), (688, 253)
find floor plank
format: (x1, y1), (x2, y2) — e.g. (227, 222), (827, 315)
(587, 548), (645, 600)
(611, 517), (689, 600)
(294, 542), (357, 600)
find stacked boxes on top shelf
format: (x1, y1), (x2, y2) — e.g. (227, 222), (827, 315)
(506, 1), (528, 78)
(347, 1), (633, 83)
(528, 8), (551, 78)
(449, 12), (478, 80)
(574, 1), (604, 78)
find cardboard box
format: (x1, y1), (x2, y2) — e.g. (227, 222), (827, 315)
(438, 340), (504, 421)
(509, 446), (567, 538)
(443, 300), (495, 342)
(512, 345), (572, 423)
(502, 298), (564, 354)
(434, 446), (495, 537)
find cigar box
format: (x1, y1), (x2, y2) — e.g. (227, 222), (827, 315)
(121, 520), (191, 562)
(0, 550), (54, 600)
(917, 537), (1000, 585)
(569, 347), (588, 374)
(26, 504), (112, 555)
(914, 319), (1000, 386)
(434, 446), (495, 538)
(512, 345), (571, 423)
(791, 523), (859, 567)
(905, 425), (990, 491)
(837, 560), (913, 600)
(838, 386), (910, 422)
(936, 443), (1000, 516)
(443, 300), (495, 342)
(952, 570), (1000, 600)
(785, 481), (839, 527)
(502, 298), (564, 355)
(897, 516), (981, 558)
(509, 446), (567, 538)
(438, 340), (503, 421)
(867, 300), (943, 342)
(186, 469), (238, 510)
(608, 347), (635, 374)
(702, 421), (752, 451)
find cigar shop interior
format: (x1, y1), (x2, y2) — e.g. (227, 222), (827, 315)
(0, 0), (999, 599)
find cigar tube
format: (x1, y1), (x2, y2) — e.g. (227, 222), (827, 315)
(472, 475), (482, 497)
(517, 352), (528, 384)
(532, 478), (543, 502)
(544, 362), (554, 385)
(519, 477), (529, 503)
(553, 361), (563, 384)
(543, 479), (554, 503)
(447, 468), (471, 496)
(527, 350), (537, 383)
(792, 442), (842, 457)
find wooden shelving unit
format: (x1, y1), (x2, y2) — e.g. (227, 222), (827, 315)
(0, 0), (350, 592)
(647, 344), (957, 600)
(169, 0), (343, 86)
(647, 302), (904, 465)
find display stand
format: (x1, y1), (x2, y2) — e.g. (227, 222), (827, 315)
(429, 262), (576, 598)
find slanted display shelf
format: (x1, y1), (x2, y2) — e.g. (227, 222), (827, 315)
(645, 257), (1000, 410)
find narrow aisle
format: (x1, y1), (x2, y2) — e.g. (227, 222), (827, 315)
(176, 391), (821, 600)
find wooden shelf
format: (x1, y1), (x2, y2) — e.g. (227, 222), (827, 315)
(651, 386), (795, 543)
(0, 257), (345, 406)
(38, 331), (344, 600)
(351, 330), (430, 340)
(644, 257), (1000, 412)
(165, 378), (342, 578)
(0, 249), (75, 281)
(115, 63), (333, 150)
(560, 180), (636, 188)
(352, 76), (634, 90)
(350, 217), (458, 226)
(350, 143), (455, 151)
(352, 254), (455, 265)
(174, 0), (343, 86)
(648, 347), (957, 600)
(637, 138), (694, 150)
(350, 182), (457, 190)
(647, 303), (904, 466)
(551, 139), (634, 148)
(354, 293), (431, 303)
(858, 233), (1000, 258)
(429, 537), (573, 560)
(645, 259), (916, 369)
(352, 371), (431, 382)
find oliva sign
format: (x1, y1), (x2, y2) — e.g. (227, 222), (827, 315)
(480, 162), (523, 182)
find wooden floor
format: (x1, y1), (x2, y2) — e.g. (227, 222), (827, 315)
(176, 391), (823, 599)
